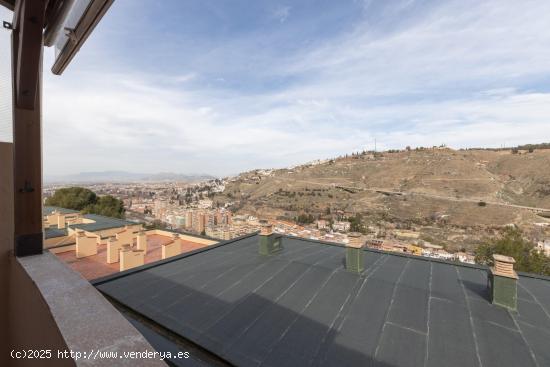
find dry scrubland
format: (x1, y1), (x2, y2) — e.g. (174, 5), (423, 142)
(214, 149), (550, 251)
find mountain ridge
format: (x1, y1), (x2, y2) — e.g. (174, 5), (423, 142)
(45, 171), (216, 183)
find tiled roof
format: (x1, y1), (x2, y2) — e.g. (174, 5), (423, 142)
(95, 235), (550, 367)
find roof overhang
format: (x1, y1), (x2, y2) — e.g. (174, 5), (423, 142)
(0, 0), (15, 11)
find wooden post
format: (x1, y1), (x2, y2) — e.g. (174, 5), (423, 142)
(12, 0), (47, 256)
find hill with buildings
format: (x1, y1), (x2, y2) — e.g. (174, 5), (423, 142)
(213, 147), (550, 251)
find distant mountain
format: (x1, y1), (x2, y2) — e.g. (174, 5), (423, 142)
(45, 171), (216, 183)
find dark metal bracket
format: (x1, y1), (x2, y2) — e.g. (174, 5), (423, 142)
(19, 180), (35, 193)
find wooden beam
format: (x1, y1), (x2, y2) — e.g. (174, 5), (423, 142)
(12, 0), (47, 256)
(14, 0), (46, 110)
(0, 0), (15, 11)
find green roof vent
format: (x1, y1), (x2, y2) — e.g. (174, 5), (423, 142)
(259, 221), (282, 255)
(346, 232), (364, 273)
(488, 254), (518, 311)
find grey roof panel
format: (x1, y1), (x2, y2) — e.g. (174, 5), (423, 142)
(44, 227), (68, 239)
(430, 261), (466, 305)
(261, 270), (361, 367)
(95, 235), (550, 367)
(427, 299), (479, 367)
(43, 206), (79, 215)
(387, 259), (430, 333)
(205, 260), (319, 351)
(475, 320), (537, 367)
(321, 255), (406, 367)
(70, 213), (135, 232)
(516, 320), (550, 367)
(227, 251), (344, 366)
(376, 323), (426, 367)
(516, 298), (550, 332)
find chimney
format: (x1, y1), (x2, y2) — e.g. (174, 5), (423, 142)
(346, 232), (364, 273)
(488, 254), (518, 310)
(120, 245), (144, 271)
(107, 237), (121, 264)
(161, 233), (182, 259)
(136, 230), (147, 253)
(259, 221), (282, 255)
(57, 214), (66, 229)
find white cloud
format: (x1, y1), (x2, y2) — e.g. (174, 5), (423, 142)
(42, 0), (550, 176)
(272, 5), (291, 23)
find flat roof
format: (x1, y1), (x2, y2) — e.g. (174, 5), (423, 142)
(70, 214), (135, 232)
(45, 226), (68, 239)
(95, 235), (550, 367)
(56, 234), (211, 280)
(43, 205), (79, 215)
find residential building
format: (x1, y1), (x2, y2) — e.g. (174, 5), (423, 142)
(43, 206), (217, 280)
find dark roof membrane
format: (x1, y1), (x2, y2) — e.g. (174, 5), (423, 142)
(96, 235), (550, 367)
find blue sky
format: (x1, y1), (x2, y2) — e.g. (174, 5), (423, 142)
(3, 0), (550, 177)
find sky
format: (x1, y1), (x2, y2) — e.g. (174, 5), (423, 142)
(2, 0), (550, 177)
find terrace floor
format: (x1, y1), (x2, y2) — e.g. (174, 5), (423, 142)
(54, 234), (208, 280)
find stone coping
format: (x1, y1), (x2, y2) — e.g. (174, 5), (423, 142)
(17, 252), (166, 366)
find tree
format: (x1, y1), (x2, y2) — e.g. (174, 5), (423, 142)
(349, 213), (366, 234)
(83, 195), (125, 218)
(45, 187), (97, 211)
(475, 228), (550, 276)
(45, 187), (125, 219)
(145, 220), (167, 230)
(296, 213), (315, 224)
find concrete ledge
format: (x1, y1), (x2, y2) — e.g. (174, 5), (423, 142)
(17, 252), (166, 366)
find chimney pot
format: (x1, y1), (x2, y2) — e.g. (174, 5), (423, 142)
(489, 253), (518, 310)
(137, 230), (147, 253)
(258, 221), (281, 255)
(260, 221), (273, 236)
(346, 232), (364, 273)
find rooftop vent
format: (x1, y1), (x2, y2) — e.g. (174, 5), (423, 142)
(488, 254), (518, 310)
(259, 221), (282, 255)
(346, 232), (364, 273)
(57, 213), (66, 229)
(161, 234), (181, 259)
(136, 230), (147, 253)
(120, 245), (144, 271)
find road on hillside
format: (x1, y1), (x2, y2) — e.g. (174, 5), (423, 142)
(274, 176), (550, 213)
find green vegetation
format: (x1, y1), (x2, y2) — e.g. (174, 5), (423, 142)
(295, 213), (315, 224)
(45, 187), (125, 219)
(517, 142), (550, 151)
(145, 219), (168, 230)
(349, 213), (366, 234)
(475, 228), (549, 276)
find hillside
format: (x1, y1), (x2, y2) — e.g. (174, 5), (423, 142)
(213, 148), (550, 251)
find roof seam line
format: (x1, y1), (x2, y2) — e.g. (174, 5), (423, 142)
(457, 266), (483, 367)
(508, 311), (540, 367)
(313, 254), (390, 366)
(424, 262), (433, 367)
(373, 258), (410, 361)
(220, 249), (342, 355)
(518, 282), (550, 322)
(258, 263), (343, 366)
(204, 246), (331, 330)
(385, 321), (427, 336)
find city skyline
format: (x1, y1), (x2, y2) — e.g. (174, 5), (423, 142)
(3, 0), (550, 176)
